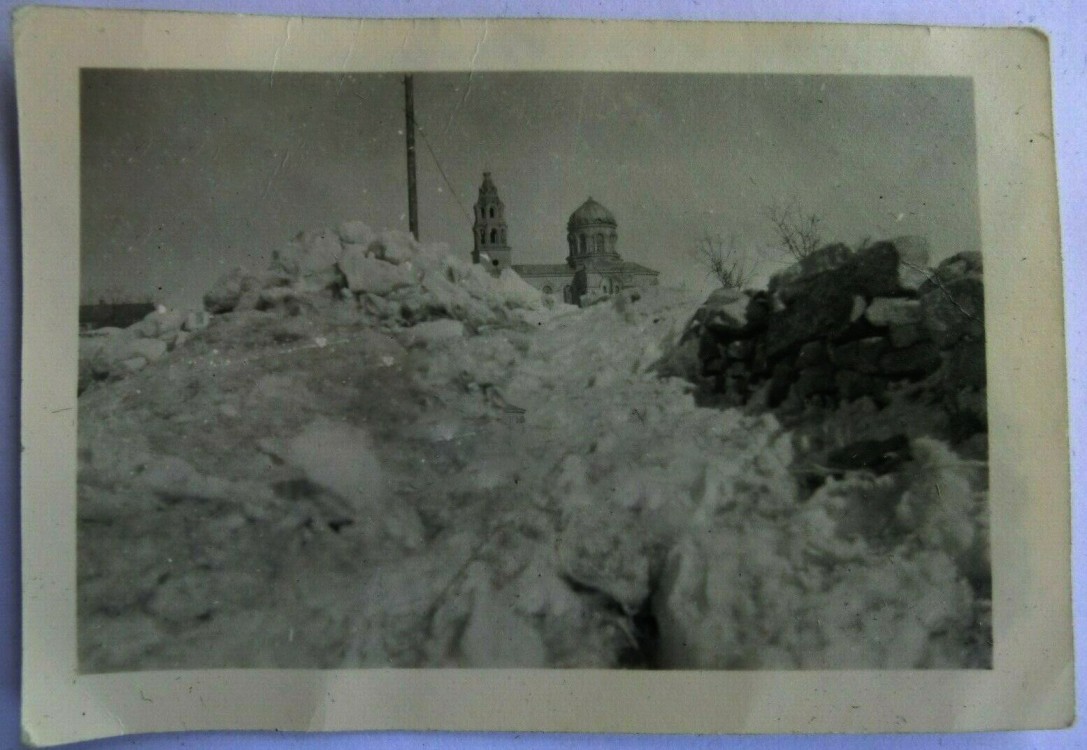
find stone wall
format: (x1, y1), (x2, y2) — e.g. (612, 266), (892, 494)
(662, 239), (985, 442)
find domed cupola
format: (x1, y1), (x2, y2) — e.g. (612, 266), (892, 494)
(566, 197), (619, 265)
(567, 197), (617, 231)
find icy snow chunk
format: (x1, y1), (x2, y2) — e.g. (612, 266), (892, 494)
(183, 310), (210, 332)
(118, 356), (147, 373)
(494, 268), (544, 308)
(338, 246), (416, 295)
(132, 308), (186, 338)
(137, 454), (232, 501)
(459, 583), (547, 667)
(337, 220), (375, 246)
(288, 229), (343, 272)
(895, 438), (983, 568)
(399, 319), (465, 348)
(101, 336), (167, 365)
(368, 230), (418, 265)
(286, 418), (384, 509)
(558, 509), (650, 614)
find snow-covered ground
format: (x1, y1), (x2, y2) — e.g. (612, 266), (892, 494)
(77, 229), (989, 671)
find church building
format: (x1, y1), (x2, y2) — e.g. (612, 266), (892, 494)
(471, 172), (659, 305)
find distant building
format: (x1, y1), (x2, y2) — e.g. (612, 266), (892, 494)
(471, 172), (659, 305)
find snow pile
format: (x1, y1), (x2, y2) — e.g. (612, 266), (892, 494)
(650, 433), (987, 669)
(76, 223), (988, 672)
(208, 221), (546, 328)
(80, 222), (546, 393)
(78, 305), (209, 391)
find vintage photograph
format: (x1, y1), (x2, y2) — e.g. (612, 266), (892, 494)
(75, 69), (991, 672)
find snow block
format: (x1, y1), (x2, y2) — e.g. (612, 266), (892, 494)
(368, 230), (418, 265)
(337, 220), (376, 246)
(338, 246), (417, 295)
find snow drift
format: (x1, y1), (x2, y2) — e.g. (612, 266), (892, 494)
(77, 222), (989, 671)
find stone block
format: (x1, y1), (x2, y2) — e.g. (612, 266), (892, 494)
(830, 337), (887, 374)
(943, 339), (987, 390)
(835, 370), (888, 403)
(888, 235), (932, 290)
(865, 297), (922, 327)
(920, 276), (984, 348)
(888, 322), (922, 348)
(700, 288), (751, 339)
(793, 365), (838, 400)
(879, 341), (941, 379)
(796, 340), (828, 369)
(919, 251), (982, 294)
(726, 338), (754, 361)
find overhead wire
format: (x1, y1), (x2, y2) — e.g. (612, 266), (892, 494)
(410, 109), (474, 224)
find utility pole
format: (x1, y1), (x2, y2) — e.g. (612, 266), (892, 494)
(404, 74), (419, 240)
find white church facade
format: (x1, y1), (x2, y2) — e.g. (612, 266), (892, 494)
(470, 172), (659, 305)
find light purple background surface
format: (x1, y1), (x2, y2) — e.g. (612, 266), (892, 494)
(1, 2), (1082, 748)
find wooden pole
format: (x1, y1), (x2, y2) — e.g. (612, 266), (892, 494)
(404, 74), (419, 240)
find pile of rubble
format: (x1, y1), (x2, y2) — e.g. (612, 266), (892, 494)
(662, 237), (985, 442)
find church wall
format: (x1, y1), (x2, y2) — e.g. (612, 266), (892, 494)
(515, 272), (575, 299)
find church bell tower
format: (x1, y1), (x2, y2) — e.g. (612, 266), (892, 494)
(472, 172), (512, 272)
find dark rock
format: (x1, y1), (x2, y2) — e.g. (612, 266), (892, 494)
(767, 361), (795, 408)
(749, 341), (770, 376)
(829, 313), (885, 345)
(744, 291), (773, 330)
(793, 365), (838, 401)
(796, 340), (828, 369)
(943, 339), (987, 390)
(835, 370), (888, 404)
(701, 288), (752, 340)
(919, 251), (983, 294)
(765, 290), (855, 358)
(768, 243), (854, 301)
(888, 235), (932, 290)
(879, 341), (941, 379)
(945, 388), (988, 442)
(865, 297), (922, 327)
(849, 295), (867, 322)
(726, 339), (755, 361)
(826, 434), (911, 475)
(698, 337), (727, 374)
(920, 275), (984, 348)
(830, 337), (887, 375)
(765, 243), (909, 358)
(888, 322), (922, 348)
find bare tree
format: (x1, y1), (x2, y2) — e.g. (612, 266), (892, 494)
(765, 201), (822, 261)
(696, 233), (759, 289)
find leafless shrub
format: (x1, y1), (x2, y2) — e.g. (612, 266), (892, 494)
(765, 201), (822, 261)
(696, 233), (759, 289)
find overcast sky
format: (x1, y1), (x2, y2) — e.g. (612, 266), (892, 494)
(81, 70), (979, 307)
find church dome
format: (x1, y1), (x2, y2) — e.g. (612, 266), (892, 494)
(567, 197), (617, 230)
